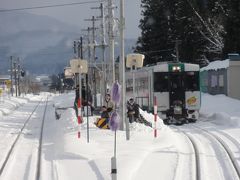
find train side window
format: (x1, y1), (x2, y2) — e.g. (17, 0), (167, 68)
(154, 72), (169, 92)
(185, 72), (199, 91)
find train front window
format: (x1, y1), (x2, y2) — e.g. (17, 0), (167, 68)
(154, 72), (168, 92)
(170, 74), (183, 90)
(185, 72), (199, 91)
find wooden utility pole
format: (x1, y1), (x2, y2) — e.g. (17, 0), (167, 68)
(17, 58), (21, 96)
(107, 0), (115, 84)
(10, 56), (13, 96)
(13, 60), (17, 97)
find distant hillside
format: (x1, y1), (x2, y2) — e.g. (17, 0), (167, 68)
(0, 11), (136, 74)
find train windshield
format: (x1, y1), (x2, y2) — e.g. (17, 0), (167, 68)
(170, 73), (183, 90)
(185, 71), (199, 91)
(154, 72), (169, 92)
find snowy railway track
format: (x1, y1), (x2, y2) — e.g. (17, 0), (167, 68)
(0, 97), (49, 180)
(191, 125), (240, 179)
(172, 126), (201, 180)
(36, 97), (48, 180)
(174, 124), (240, 180)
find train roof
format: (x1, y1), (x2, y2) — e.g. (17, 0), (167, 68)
(154, 62), (199, 72)
(134, 62), (199, 72)
(125, 62), (200, 76)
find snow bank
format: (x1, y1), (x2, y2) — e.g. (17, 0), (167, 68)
(200, 93), (240, 126)
(139, 108), (166, 130)
(52, 91), (75, 108)
(0, 94), (36, 115)
(47, 93), (176, 180)
(203, 112), (240, 126)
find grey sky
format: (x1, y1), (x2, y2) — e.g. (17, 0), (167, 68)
(0, 0), (142, 39)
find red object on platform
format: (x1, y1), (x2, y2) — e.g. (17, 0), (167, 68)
(78, 98), (81, 108)
(78, 116), (82, 124)
(78, 131), (81, 138)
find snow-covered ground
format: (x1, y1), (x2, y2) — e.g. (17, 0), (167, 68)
(0, 92), (239, 180)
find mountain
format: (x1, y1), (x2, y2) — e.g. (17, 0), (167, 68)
(0, 11), (137, 74)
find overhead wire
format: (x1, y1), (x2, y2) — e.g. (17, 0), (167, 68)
(0, 0), (104, 12)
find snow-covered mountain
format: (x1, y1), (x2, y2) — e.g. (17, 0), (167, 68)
(0, 11), (136, 74)
(0, 11), (80, 73)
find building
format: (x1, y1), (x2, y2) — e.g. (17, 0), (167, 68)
(200, 54), (240, 100)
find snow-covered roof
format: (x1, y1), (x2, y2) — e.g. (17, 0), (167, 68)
(201, 59), (229, 71)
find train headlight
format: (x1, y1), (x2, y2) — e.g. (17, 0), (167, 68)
(173, 66), (181, 72)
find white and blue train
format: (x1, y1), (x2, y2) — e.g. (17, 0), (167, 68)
(126, 62), (201, 125)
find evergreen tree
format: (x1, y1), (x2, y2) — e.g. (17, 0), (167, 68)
(223, 0), (240, 57)
(174, 0), (207, 62)
(135, 0), (209, 64)
(135, 0), (174, 65)
(136, 0), (239, 64)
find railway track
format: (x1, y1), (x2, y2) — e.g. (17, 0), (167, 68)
(0, 97), (49, 180)
(192, 124), (240, 179)
(173, 124), (240, 180)
(172, 126), (201, 180)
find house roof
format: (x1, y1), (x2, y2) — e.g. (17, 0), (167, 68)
(201, 59), (229, 71)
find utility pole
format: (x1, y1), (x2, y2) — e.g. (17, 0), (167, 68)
(73, 40), (78, 88)
(10, 56), (13, 96)
(81, 29), (91, 143)
(100, 3), (107, 95)
(82, 27), (92, 62)
(91, 3), (108, 103)
(107, 0), (115, 84)
(80, 36), (83, 59)
(77, 39), (81, 59)
(85, 16), (98, 107)
(119, 0), (127, 135)
(13, 60), (17, 97)
(92, 16), (97, 107)
(17, 58), (21, 96)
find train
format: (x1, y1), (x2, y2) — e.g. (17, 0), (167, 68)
(126, 61), (201, 125)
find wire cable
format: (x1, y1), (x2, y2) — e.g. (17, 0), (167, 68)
(0, 1), (104, 12)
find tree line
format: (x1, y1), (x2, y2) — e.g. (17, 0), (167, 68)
(135, 0), (240, 66)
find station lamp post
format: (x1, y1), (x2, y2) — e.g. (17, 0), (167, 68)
(126, 53), (145, 100)
(125, 53), (145, 141)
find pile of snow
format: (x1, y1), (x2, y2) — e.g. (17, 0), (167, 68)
(0, 94), (34, 115)
(139, 108), (165, 130)
(201, 59), (229, 71)
(52, 91), (75, 108)
(45, 93), (176, 180)
(200, 93), (240, 126)
(203, 112), (240, 126)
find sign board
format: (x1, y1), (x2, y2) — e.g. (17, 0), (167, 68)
(70, 59), (88, 74)
(126, 53), (145, 68)
(64, 67), (74, 79)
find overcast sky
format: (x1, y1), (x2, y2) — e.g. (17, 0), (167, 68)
(0, 0), (142, 39)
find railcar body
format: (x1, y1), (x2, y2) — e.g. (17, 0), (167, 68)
(126, 62), (201, 125)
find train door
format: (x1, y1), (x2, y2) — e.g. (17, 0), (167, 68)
(153, 72), (169, 112)
(169, 73), (185, 108)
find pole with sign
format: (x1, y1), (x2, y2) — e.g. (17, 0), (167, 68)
(126, 53), (145, 140)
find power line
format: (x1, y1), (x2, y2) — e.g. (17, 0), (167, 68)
(28, 51), (73, 56)
(0, 1), (104, 13)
